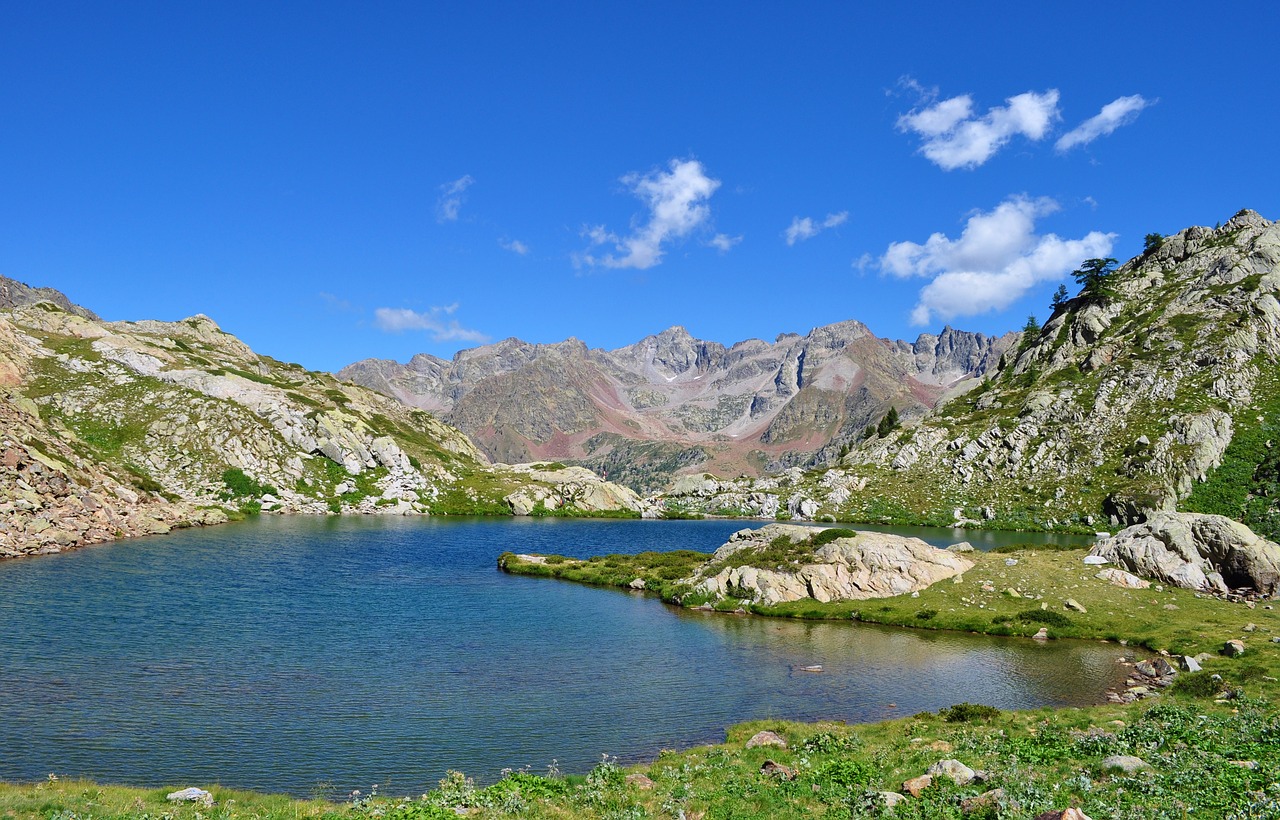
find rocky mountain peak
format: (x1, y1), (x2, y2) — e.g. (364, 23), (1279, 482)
(342, 315), (1011, 491)
(0, 275), (100, 321)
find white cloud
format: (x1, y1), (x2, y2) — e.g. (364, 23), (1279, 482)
(898, 90), (1060, 170)
(784, 211), (848, 246)
(709, 233), (742, 252)
(436, 175), (474, 222)
(499, 238), (530, 255)
(880, 196), (1115, 325)
(580, 159), (721, 269)
(373, 305), (489, 342)
(318, 292), (356, 313)
(1055, 95), (1153, 152)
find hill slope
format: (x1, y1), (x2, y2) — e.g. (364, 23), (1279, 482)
(1, 297), (642, 558)
(341, 321), (1014, 492)
(661, 210), (1280, 537)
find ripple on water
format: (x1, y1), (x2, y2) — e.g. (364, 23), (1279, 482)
(0, 516), (1127, 795)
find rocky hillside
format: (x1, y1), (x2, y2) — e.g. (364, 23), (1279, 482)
(0, 288), (645, 558)
(663, 210), (1280, 536)
(341, 321), (1014, 492)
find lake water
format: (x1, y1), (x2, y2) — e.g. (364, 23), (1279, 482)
(0, 516), (1129, 796)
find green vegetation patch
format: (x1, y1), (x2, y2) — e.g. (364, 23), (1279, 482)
(220, 467), (277, 499)
(7, 698), (1280, 820)
(1183, 362), (1280, 541)
(500, 549), (710, 599)
(699, 528), (856, 576)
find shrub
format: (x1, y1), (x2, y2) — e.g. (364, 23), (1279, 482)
(938, 702), (1001, 723)
(810, 527), (858, 546)
(813, 758), (873, 790)
(220, 467), (276, 499)
(1170, 671), (1221, 698)
(800, 731), (861, 755)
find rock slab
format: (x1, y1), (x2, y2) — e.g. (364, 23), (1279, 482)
(689, 524), (973, 606)
(1089, 512), (1280, 594)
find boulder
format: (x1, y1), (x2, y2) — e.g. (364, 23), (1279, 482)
(927, 759), (976, 785)
(166, 788), (214, 806)
(745, 730), (788, 750)
(902, 774), (933, 797)
(624, 773), (655, 790)
(1224, 639), (1246, 657)
(1089, 512), (1280, 594)
(1101, 755), (1150, 774)
(688, 524), (973, 606)
(878, 791), (907, 808)
(1096, 568), (1151, 589)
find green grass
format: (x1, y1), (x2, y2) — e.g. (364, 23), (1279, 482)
(1184, 362), (1280, 541)
(7, 698), (1279, 819)
(220, 467), (277, 499)
(499, 549), (711, 599)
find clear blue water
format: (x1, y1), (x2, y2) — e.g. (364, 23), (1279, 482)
(0, 516), (1127, 796)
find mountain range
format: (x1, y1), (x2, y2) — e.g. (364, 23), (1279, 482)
(340, 321), (1016, 492)
(5, 208), (1278, 557)
(662, 209), (1280, 540)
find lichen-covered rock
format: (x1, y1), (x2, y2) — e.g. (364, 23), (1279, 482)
(686, 524), (973, 606)
(744, 730), (788, 749)
(1090, 512), (1280, 593)
(1096, 567), (1151, 589)
(502, 463), (650, 516)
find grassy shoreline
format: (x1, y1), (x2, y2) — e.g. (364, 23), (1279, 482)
(500, 545), (1280, 658)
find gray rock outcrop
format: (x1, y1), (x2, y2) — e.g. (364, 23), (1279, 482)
(1089, 512), (1280, 594)
(501, 463), (650, 516)
(686, 524), (973, 606)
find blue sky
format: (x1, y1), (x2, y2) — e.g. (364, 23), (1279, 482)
(3, 2), (1278, 372)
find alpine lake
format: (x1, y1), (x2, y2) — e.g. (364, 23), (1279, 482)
(0, 516), (1134, 797)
